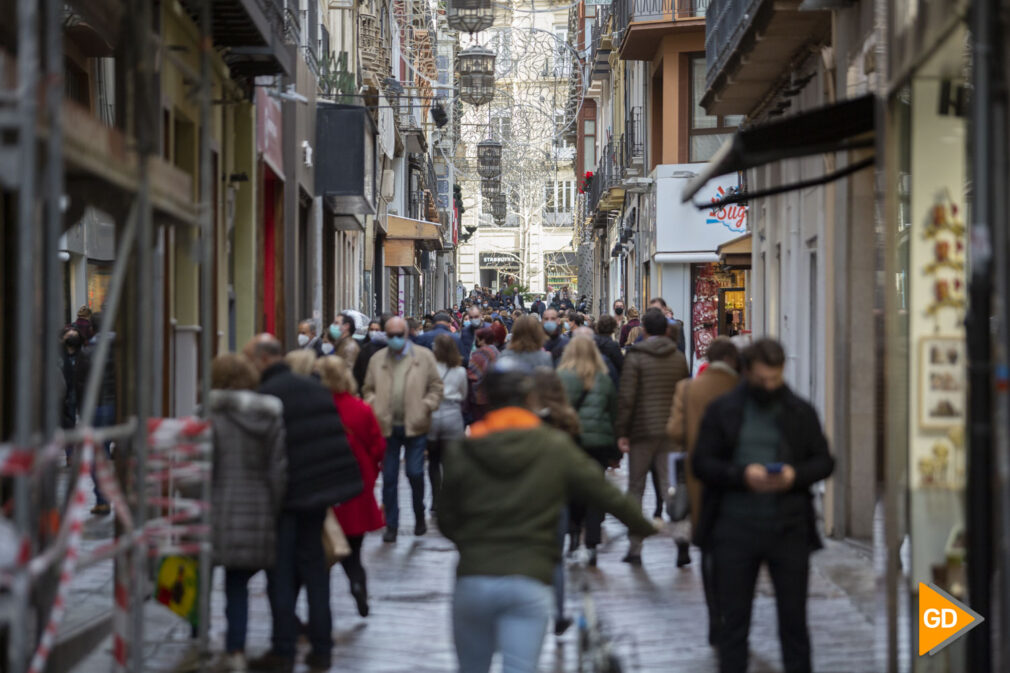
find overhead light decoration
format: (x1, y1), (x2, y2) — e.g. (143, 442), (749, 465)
(491, 192), (507, 223)
(446, 0), (495, 35)
(477, 138), (502, 179)
(481, 175), (501, 198)
(458, 45), (496, 106)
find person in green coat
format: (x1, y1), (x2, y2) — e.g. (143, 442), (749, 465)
(557, 335), (619, 566)
(437, 368), (658, 673)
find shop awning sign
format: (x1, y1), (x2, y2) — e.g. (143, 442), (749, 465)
(705, 185), (747, 233)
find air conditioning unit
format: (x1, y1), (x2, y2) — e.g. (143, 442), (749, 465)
(380, 169), (395, 201)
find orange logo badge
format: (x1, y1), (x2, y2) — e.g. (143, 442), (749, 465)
(918, 582), (984, 656)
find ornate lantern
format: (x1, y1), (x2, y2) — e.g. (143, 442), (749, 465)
(458, 45), (496, 106)
(481, 175), (501, 198)
(491, 192), (507, 223)
(446, 0), (495, 35)
(477, 139), (502, 179)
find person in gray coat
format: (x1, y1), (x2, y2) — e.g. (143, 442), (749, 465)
(209, 353), (287, 671)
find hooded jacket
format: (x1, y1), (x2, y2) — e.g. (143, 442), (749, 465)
(209, 390), (287, 569)
(615, 336), (690, 442)
(558, 370), (618, 456)
(437, 408), (656, 585)
(257, 362), (363, 510)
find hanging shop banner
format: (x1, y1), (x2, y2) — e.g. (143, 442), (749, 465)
(654, 164), (747, 255)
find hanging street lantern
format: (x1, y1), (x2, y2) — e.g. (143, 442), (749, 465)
(477, 138), (502, 179)
(481, 175), (501, 198)
(458, 45), (496, 106)
(446, 0), (495, 35)
(491, 191), (507, 223)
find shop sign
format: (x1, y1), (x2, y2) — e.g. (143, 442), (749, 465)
(256, 87), (284, 177)
(479, 251), (520, 271)
(704, 185), (747, 233)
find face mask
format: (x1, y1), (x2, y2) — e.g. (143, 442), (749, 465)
(370, 331), (387, 344)
(388, 336), (407, 352)
(563, 322), (570, 331)
(352, 332), (365, 341)
(297, 333), (310, 347)
(543, 320), (557, 334)
(469, 319), (481, 328)
(615, 307), (624, 316)
(748, 384), (784, 406)
(321, 342), (335, 355)
(329, 324), (342, 339)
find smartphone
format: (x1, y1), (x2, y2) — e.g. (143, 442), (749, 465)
(765, 462), (784, 474)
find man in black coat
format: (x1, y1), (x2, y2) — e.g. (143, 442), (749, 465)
(692, 338), (834, 673)
(412, 312), (464, 357)
(592, 314), (624, 385)
(530, 296), (546, 316)
(244, 334), (362, 673)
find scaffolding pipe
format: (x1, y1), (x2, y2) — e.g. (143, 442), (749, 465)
(10, 0), (40, 671)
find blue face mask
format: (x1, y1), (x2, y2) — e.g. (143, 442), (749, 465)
(329, 324), (342, 339)
(388, 335), (406, 352)
(543, 320), (558, 334)
(469, 319), (482, 328)
(563, 322), (570, 330)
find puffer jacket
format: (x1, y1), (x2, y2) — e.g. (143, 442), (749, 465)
(258, 362), (363, 510)
(615, 336), (689, 442)
(558, 370), (617, 456)
(209, 390), (287, 569)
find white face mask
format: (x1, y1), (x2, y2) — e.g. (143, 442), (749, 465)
(321, 342), (335, 355)
(297, 333), (310, 347)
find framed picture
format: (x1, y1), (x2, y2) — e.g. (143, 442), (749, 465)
(919, 337), (966, 430)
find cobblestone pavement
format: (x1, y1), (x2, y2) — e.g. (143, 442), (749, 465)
(69, 464), (876, 673)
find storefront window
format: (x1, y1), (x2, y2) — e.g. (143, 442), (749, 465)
(691, 263), (748, 361)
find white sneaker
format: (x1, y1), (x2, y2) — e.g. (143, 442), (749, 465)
(225, 653), (247, 672)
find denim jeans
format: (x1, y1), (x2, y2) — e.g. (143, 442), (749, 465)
(382, 427), (427, 529)
(91, 404), (115, 506)
(224, 568), (257, 653)
(267, 509), (332, 661)
(453, 575), (553, 673)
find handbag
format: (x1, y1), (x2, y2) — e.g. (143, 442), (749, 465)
(322, 509), (351, 567)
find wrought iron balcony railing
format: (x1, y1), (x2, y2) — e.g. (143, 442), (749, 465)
(615, 0), (709, 40)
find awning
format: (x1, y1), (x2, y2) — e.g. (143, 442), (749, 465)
(717, 233), (752, 268)
(681, 94), (875, 204)
(654, 252), (720, 265)
(387, 215), (442, 251)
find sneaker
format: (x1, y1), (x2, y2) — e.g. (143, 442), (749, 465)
(304, 653), (331, 672)
(621, 553), (642, 567)
(382, 527), (397, 543)
(223, 653), (247, 672)
(414, 520), (427, 536)
(350, 580), (369, 617)
(247, 652), (293, 673)
(554, 616), (573, 636)
(676, 538), (691, 568)
(91, 504), (111, 516)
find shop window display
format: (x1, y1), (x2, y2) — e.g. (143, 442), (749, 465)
(691, 264), (748, 360)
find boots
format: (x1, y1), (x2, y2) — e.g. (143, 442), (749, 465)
(409, 474), (427, 535)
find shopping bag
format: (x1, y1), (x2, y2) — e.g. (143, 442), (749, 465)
(322, 509), (351, 566)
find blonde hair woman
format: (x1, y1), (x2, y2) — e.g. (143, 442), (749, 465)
(284, 349), (317, 376)
(556, 337), (619, 566)
(312, 355), (384, 617)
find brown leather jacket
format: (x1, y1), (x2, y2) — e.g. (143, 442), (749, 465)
(615, 336), (689, 443)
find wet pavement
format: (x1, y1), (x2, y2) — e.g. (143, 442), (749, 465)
(68, 464), (877, 673)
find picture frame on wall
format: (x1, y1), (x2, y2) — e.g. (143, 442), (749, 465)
(919, 336), (966, 430)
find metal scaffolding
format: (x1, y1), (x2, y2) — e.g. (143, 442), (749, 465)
(0, 0), (216, 671)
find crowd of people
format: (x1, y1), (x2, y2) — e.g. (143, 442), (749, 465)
(62, 285), (834, 673)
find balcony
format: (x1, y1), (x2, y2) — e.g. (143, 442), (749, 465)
(359, 8), (391, 88)
(616, 0), (708, 61)
(589, 7), (613, 84)
(623, 106), (645, 172)
(702, 0), (829, 115)
(587, 137), (626, 228)
(176, 0), (293, 77)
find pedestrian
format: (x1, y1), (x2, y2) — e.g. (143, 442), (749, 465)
(437, 368), (659, 673)
(618, 307), (641, 347)
(284, 349), (317, 376)
(413, 312), (464, 357)
(541, 308), (569, 365)
(327, 312), (361, 368)
(593, 314), (624, 385)
(497, 315), (552, 371)
(362, 317), (444, 543)
(666, 336), (740, 642)
(59, 327), (86, 434)
(313, 355), (386, 618)
(208, 353), (287, 672)
(650, 297), (686, 353)
(297, 319), (322, 354)
(72, 305), (95, 341)
(615, 308), (689, 566)
(612, 298), (626, 328)
(459, 305), (488, 365)
(354, 314), (390, 392)
(243, 334), (363, 673)
(427, 334), (467, 513)
(490, 318), (508, 351)
(625, 325), (644, 349)
(693, 338), (834, 673)
(82, 314), (118, 515)
(557, 336), (618, 567)
(466, 327), (499, 421)
(531, 295), (546, 317)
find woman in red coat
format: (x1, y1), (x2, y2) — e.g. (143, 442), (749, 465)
(314, 355), (386, 617)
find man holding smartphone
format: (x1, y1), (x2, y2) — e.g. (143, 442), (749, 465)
(692, 339), (834, 673)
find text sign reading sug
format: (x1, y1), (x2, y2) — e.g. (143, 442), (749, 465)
(918, 582), (984, 656)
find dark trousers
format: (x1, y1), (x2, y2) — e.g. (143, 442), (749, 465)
(224, 568), (257, 653)
(427, 439), (444, 510)
(91, 404), (115, 505)
(340, 534), (366, 586)
(712, 517), (811, 673)
(569, 453), (608, 548)
(382, 427), (426, 529)
(267, 509), (332, 661)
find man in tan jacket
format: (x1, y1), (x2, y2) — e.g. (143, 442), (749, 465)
(363, 316), (443, 542)
(667, 335), (739, 646)
(615, 308), (690, 565)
